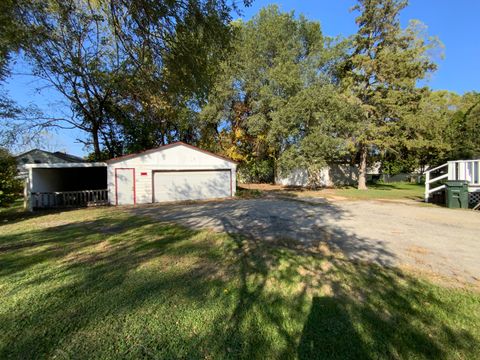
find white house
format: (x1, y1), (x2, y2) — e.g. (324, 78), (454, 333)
(276, 162), (416, 187)
(25, 142), (237, 210)
(276, 165), (359, 188)
(15, 148), (85, 179)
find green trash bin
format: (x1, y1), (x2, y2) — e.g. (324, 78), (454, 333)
(445, 181), (469, 209)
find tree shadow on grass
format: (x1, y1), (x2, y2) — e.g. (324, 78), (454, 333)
(0, 198), (97, 228)
(0, 213), (234, 358)
(218, 240), (478, 359)
(136, 198), (477, 358)
(206, 196), (477, 357)
(0, 207), (478, 359)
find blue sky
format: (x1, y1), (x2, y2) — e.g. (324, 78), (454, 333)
(5, 0), (480, 156)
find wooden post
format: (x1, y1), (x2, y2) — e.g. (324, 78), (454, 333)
(23, 179), (28, 210)
(447, 161), (455, 180)
(425, 171), (430, 203)
(459, 162), (466, 181)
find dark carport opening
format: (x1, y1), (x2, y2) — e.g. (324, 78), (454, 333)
(29, 165), (108, 210)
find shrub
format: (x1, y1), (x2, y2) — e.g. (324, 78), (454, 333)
(0, 148), (22, 207)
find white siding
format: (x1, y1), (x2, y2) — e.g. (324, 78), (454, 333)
(107, 144), (237, 205)
(276, 165), (358, 187)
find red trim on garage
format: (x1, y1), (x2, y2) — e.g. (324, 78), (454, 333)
(114, 168), (136, 205)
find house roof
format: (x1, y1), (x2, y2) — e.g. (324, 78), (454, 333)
(16, 149), (85, 163)
(52, 151), (85, 163)
(106, 142), (238, 165)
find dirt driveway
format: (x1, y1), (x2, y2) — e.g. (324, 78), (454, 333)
(133, 197), (479, 283)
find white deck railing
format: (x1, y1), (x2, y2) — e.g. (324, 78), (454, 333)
(448, 160), (480, 185)
(425, 159), (480, 202)
(31, 189), (109, 209)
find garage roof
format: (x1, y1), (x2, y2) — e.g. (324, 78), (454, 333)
(106, 142), (238, 164)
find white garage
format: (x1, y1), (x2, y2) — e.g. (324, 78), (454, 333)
(107, 142), (237, 205)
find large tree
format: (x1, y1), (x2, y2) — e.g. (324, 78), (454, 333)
(18, 0), (125, 159)
(344, 0), (438, 189)
(380, 90), (480, 174)
(0, 0), (39, 150)
(274, 83), (363, 187)
(201, 5), (345, 182)
(5, 0), (252, 159)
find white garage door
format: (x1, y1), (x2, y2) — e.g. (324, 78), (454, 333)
(153, 170), (231, 202)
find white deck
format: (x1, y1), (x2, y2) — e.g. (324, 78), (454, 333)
(425, 159), (480, 203)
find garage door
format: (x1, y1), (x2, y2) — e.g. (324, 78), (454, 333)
(153, 170), (231, 202)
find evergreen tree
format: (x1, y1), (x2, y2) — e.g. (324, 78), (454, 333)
(344, 0), (438, 189)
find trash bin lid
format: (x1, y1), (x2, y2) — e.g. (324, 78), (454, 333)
(445, 180), (469, 187)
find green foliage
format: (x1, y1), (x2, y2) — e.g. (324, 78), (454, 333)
(274, 84), (362, 185)
(0, 148), (22, 207)
(237, 158), (275, 183)
(383, 90), (480, 172)
(2, 0), (476, 182)
(201, 5), (350, 183)
(448, 92), (480, 159)
(1, 206), (479, 358)
(203, 2), (447, 186)
(381, 154), (418, 175)
(0, 0), (29, 80)
(4, 0), (252, 158)
(343, 0), (440, 188)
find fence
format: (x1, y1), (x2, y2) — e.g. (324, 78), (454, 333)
(31, 189), (109, 209)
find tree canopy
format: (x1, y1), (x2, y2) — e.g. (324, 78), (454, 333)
(0, 0), (477, 188)
(341, 0), (439, 188)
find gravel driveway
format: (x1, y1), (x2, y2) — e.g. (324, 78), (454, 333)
(133, 197), (479, 283)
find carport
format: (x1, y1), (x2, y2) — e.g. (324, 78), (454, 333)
(26, 163), (108, 210)
(24, 142), (237, 210)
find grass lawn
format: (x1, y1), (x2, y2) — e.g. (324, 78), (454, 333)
(1, 202), (479, 359)
(238, 182), (426, 202)
(330, 182), (425, 201)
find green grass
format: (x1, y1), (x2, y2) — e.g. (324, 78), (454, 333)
(0, 203), (479, 359)
(331, 182), (425, 201)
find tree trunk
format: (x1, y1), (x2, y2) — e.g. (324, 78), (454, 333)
(92, 126), (101, 160)
(358, 144), (368, 190)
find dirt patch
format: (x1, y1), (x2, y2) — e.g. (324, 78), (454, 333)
(320, 283), (334, 296)
(400, 264), (480, 292)
(239, 183), (286, 191)
(407, 246), (431, 255)
(63, 240), (114, 265)
(38, 219), (73, 229)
